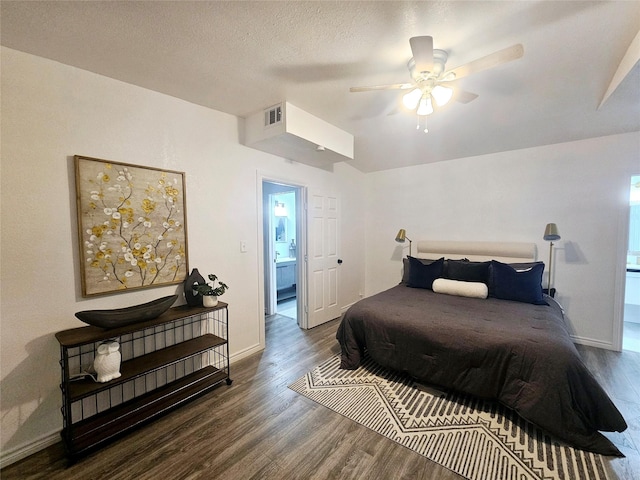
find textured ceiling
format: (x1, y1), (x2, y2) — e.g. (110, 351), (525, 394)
(1, 1), (639, 172)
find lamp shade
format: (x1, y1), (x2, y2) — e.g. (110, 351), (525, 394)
(543, 223), (561, 241)
(402, 88), (422, 110)
(431, 85), (453, 106)
(416, 95), (434, 116)
(395, 229), (407, 242)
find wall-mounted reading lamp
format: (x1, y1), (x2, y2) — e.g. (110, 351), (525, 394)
(543, 223), (561, 295)
(395, 229), (412, 257)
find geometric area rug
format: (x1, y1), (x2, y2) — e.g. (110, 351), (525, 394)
(289, 354), (611, 480)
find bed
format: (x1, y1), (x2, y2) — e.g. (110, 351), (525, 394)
(336, 241), (627, 456)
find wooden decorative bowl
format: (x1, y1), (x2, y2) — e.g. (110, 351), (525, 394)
(75, 294), (178, 329)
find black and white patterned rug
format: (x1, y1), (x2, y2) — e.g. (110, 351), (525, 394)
(289, 354), (612, 480)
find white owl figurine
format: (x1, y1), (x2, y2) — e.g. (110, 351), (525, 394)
(93, 341), (122, 383)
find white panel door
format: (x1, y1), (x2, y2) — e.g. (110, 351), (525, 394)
(264, 193), (278, 315)
(307, 191), (340, 328)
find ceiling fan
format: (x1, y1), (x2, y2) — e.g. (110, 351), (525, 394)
(350, 36), (524, 132)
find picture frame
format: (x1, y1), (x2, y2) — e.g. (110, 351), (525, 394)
(74, 155), (189, 297)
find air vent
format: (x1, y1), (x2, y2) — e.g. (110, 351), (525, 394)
(264, 104), (283, 127)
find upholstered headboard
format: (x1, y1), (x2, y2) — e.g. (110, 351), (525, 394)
(415, 240), (537, 263)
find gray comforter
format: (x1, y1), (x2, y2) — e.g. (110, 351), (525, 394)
(336, 284), (627, 455)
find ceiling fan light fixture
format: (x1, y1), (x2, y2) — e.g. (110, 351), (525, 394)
(402, 88), (422, 110)
(431, 85), (453, 106)
(349, 36), (524, 135)
(416, 95), (433, 116)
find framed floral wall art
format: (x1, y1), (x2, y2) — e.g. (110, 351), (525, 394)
(75, 155), (189, 297)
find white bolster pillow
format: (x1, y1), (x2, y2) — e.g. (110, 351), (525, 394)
(432, 278), (488, 299)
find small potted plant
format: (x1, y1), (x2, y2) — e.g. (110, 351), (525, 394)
(192, 274), (229, 307)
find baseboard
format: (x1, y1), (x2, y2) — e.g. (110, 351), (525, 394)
(340, 301), (357, 315)
(0, 431), (60, 469)
(571, 335), (617, 351)
(230, 343), (264, 364)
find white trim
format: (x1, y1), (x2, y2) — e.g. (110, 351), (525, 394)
(230, 343), (264, 363)
(0, 431), (60, 469)
(612, 203), (630, 352)
(255, 174), (267, 352)
(613, 171), (638, 352)
(296, 187), (309, 329)
(340, 301), (358, 315)
(571, 335), (617, 351)
(256, 170), (309, 331)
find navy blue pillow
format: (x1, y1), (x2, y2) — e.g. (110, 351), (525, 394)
(402, 257), (439, 284)
(446, 259), (490, 284)
(407, 256), (444, 290)
(488, 260), (546, 305)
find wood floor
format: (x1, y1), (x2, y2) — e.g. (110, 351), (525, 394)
(3, 314), (640, 480)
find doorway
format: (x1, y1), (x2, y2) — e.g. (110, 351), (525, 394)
(262, 181), (302, 324)
(623, 175), (640, 352)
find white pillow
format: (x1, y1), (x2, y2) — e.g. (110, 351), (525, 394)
(432, 278), (488, 299)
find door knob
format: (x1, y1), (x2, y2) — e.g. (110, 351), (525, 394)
(337, 259), (343, 264)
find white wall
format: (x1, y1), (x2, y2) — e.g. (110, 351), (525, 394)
(2, 44), (636, 467)
(365, 132), (639, 348)
(0, 47), (366, 464)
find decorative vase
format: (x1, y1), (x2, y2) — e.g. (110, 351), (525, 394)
(184, 268), (205, 307)
(93, 341), (122, 383)
(203, 295), (218, 307)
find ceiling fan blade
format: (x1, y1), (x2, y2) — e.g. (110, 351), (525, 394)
(454, 90), (479, 104)
(446, 44), (524, 80)
(409, 36), (434, 74)
(437, 81), (479, 104)
(350, 83), (414, 92)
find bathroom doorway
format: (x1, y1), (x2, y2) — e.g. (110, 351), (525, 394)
(262, 180), (301, 323)
(623, 174), (640, 352)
